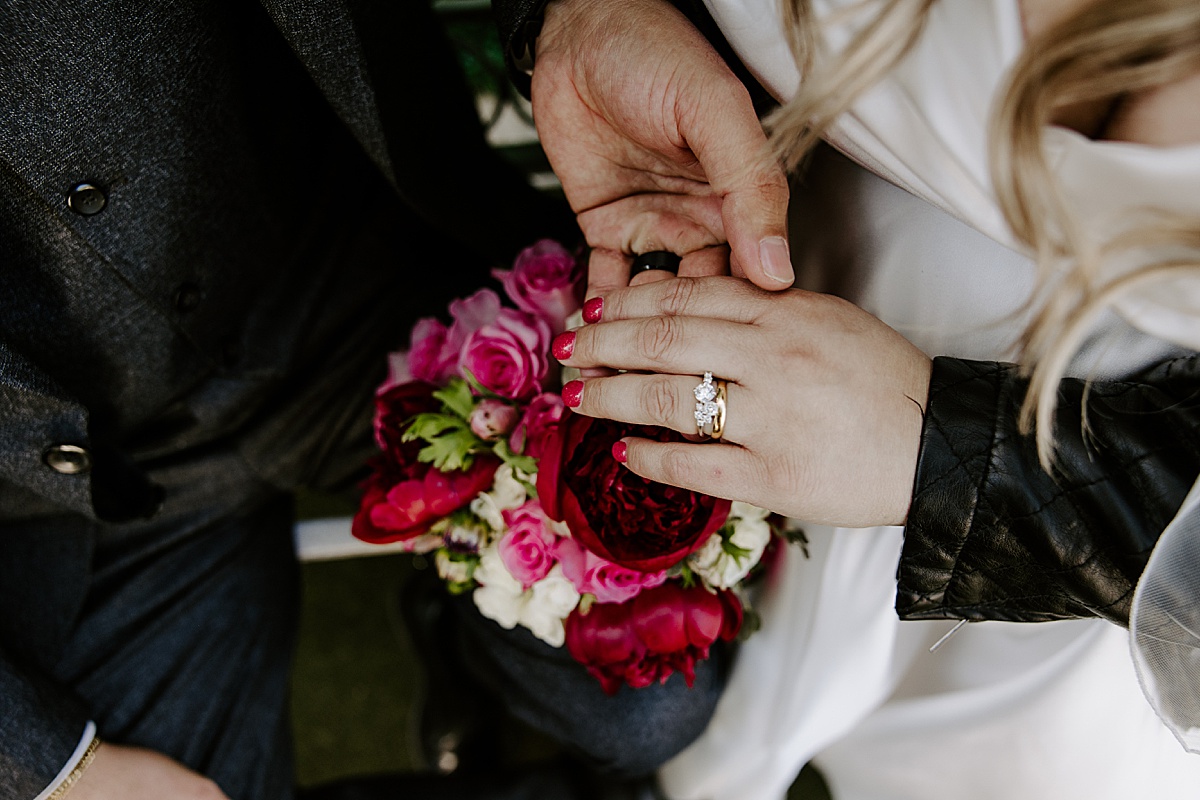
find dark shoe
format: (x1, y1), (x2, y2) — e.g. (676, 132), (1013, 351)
(295, 755), (665, 800)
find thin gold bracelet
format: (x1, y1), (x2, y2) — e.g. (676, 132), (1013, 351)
(46, 735), (101, 800)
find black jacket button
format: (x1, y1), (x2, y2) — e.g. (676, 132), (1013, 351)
(44, 444), (92, 474)
(67, 183), (107, 216)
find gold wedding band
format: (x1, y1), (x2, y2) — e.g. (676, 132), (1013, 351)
(711, 379), (726, 441)
(693, 372), (728, 441)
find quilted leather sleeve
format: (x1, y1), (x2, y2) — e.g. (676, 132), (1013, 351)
(897, 354), (1200, 626)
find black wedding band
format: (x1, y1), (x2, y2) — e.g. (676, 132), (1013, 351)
(630, 251), (682, 277)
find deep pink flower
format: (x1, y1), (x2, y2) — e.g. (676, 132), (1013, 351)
(461, 308), (552, 401)
(537, 414), (731, 572)
(552, 536), (668, 604)
(497, 502), (561, 588)
(564, 581), (742, 695)
(355, 380), (500, 545)
(353, 454), (499, 545)
(508, 392), (565, 460)
(492, 239), (584, 335)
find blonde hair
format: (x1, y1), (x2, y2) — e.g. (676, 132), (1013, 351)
(767, 0), (1200, 466)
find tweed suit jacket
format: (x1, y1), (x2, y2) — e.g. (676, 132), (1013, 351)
(0, 1), (573, 795)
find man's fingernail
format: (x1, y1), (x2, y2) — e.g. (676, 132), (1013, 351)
(759, 236), (794, 285)
(582, 297), (603, 323)
(552, 331), (575, 360)
(612, 440), (628, 463)
(562, 379), (583, 408)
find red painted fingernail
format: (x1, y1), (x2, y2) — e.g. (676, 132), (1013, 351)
(552, 331), (575, 360)
(582, 297), (603, 324)
(612, 440), (628, 463)
(562, 379), (583, 408)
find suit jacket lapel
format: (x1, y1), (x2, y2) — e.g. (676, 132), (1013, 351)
(257, 0), (395, 184)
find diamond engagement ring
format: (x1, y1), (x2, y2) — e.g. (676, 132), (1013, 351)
(693, 372), (727, 440)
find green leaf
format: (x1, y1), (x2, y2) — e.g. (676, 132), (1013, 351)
(434, 379), (477, 420)
(461, 368), (494, 400)
(495, 439), (538, 476)
(402, 412), (462, 442)
(401, 409), (489, 471)
(737, 606), (762, 641)
(720, 536), (754, 564)
(780, 524), (810, 558)
(418, 428), (482, 472)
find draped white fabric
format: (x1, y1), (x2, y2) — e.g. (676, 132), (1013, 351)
(657, 1), (1200, 797)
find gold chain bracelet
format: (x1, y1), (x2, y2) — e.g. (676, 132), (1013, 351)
(46, 735), (101, 800)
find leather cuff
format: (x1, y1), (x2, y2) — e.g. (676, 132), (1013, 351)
(898, 355), (1200, 626)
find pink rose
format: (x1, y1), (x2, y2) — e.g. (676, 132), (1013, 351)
(469, 398), (519, 440)
(407, 290), (502, 385)
(492, 240), (584, 335)
(508, 392), (565, 460)
(552, 536), (668, 604)
(497, 502), (561, 588)
(461, 308), (552, 401)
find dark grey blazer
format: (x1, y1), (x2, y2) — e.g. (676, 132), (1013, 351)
(0, 1), (574, 795)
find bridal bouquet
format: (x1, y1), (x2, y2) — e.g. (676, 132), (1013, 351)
(353, 240), (786, 694)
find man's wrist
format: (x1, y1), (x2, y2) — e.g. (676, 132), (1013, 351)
(35, 723), (99, 800)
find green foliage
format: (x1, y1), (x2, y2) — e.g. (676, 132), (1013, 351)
(433, 379), (478, 419)
(495, 439), (538, 480)
(720, 524), (754, 564)
(402, 412), (482, 472)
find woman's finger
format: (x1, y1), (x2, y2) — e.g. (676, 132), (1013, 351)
(585, 275), (774, 325)
(564, 372), (752, 444)
(560, 315), (757, 379)
(614, 438), (765, 508)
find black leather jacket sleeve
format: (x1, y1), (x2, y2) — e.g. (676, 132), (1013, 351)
(898, 354), (1200, 627)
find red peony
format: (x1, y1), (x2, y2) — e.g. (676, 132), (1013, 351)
(536, 413), (731, 572)
(564, 582), (742, 696)
(354, 380), (499, 544)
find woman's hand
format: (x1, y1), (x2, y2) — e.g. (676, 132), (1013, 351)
(554, 277), (933, 528)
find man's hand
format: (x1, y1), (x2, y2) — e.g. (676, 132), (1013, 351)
(531, 0), (792, 297)
(69, 741), (229, 800)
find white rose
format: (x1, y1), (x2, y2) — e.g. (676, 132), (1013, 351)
(471, 464), (529, 532)
(690, 514), (772, 589)
(520, 566), (580, 647)
(491, 463), (529, 509)
(730, 501), (770, 523)
(471, 545), (528, 629)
